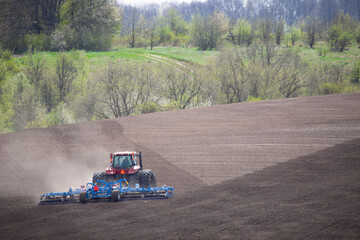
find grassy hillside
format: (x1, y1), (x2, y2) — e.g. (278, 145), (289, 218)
(12, 43), (360, 71)
(1, 43), (359, 134)
(13, 47), (215, 68)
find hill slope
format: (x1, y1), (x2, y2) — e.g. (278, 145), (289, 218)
(0, 93), (359, 239)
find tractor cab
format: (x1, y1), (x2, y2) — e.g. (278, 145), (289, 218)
(112, 154), (135, 169)
(105, 152), (143, 176)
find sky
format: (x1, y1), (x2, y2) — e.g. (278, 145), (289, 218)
(118, 0), (206, 6)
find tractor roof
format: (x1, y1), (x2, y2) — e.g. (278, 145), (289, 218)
(113, 151), (136, 155)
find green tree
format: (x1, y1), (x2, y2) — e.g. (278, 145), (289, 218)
(327, 12), (356, 52)
(190, 12), (228, 50)
(166, 8), (188, 37)
(233, 19), (254, 46)
(59, 0), (121, 50)
(288, 26), (301, 47)
(165, 9), (188, 46)
(157, 19), (172, 45)
(0, 48), (19, 83)
(190, 15), (208, 50)
(0, 0), (62, 52)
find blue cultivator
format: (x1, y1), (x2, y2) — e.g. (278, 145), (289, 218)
(39, 179), (174, 205)
(39, 188), (82, 204)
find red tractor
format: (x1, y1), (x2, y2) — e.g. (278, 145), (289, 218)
(92, 152), (157, 188)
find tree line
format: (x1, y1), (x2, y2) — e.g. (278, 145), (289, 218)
(2, 0), (360, 52)
(0, 0), (121, 53)
(129, 0), (360, 25)
(122, 8), (360, 53)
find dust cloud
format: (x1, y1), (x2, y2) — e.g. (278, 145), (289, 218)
(0, 125), (111, 203)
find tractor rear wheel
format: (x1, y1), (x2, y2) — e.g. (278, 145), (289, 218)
(80, 191), (87, 203)
(92, 172), (106, 184)
(105, 175), (117, 183)
(128, 171), (140, 188)
(139, 169), (157, 188)
(111, 190), (121, 202)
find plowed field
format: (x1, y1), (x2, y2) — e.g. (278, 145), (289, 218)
(1, 93), (360, 239)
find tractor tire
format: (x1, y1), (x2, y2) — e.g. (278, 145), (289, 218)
(92, 172), (106, 184)
(111, 190), (121, 202)
(128, 171), (140, 188)
(139, 169), (157, 189)
(105, 174), (117, 183)
(80, 191), (87, 204)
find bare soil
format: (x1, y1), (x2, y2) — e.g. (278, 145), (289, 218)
(0, 93), (360, 239)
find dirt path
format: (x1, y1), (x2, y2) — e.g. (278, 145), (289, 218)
(139, 53), (192, 71)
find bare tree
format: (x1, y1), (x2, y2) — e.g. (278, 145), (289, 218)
(274, 19), (285, 45)
(161, 68), (202, 109)
(148, 17), (159, 50)
(305, 16), (320, 48)
(278, 51), (307, 98)
(100, 61), (156, 117)
(11, 74), (37, 130)
(54, 53), (77, 102)
(126, 7), (140, 48)
(211, 44), (308, 102)
(25, 52), (46, 89)
(215, 48), (248, 103)
(258, 16), (273, 43)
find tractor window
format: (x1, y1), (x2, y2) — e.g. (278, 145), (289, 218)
(113, 155), (134, 169)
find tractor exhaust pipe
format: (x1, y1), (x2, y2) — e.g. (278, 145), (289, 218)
(139, 152), (143, 170)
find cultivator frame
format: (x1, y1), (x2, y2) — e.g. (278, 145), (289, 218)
(39, 187), (82, 204)
(39, 179), (174, 205)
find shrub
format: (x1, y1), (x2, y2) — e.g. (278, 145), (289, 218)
(24, 33), (50, 51)
(350, 61), (360, 83)
(137, 102), (159, 114)
(319, 82), (339, 95)
(50, 26), (73, 51)
(246, 96), (262, 102)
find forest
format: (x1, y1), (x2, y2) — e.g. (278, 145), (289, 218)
(0, 0), (359, 133)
